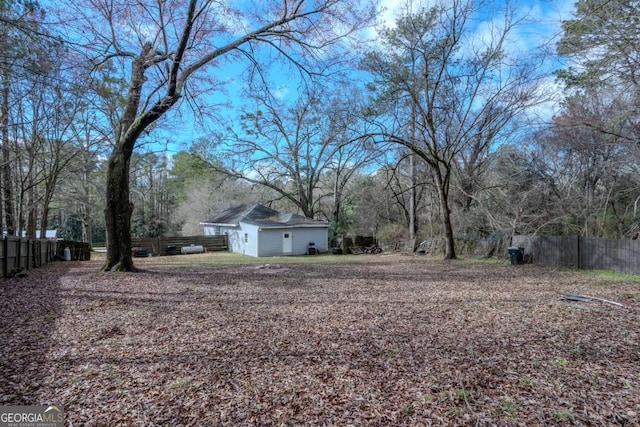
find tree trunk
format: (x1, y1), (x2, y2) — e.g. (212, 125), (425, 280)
(26, 184), (36, 239)
(80, 178), (92, 245)
(1, 68), (14, 236)
(39, 175), (58, 241)
(332, 175), (341, 224)
(102, 44), (152, 272)
(81, 209), (92, 245)
(409, 96), (417, 249)
(103, 147), (137, 271)
(78, 150), (93, 245)
(39, 205), (49, 239)
(101, 42), (180, 270)
(434, 162), (456, 259)
(409, 152), (417, 247)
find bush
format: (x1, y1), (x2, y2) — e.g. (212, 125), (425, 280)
(377, 223), (407, 242)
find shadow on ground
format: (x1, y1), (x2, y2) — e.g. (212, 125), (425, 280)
(0, 261), (71, 404)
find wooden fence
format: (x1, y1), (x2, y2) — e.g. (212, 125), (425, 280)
(0, 237), (90, 278)
(57, 240), (92, 261)
(131, 235), (228, 256)
(512, 235), (640, 275)
(1, 234), (226, 277)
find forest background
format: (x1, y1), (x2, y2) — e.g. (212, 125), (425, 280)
(2, 0), (639, 260)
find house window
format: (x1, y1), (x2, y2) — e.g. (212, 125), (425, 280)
(244, 233), (248, 243)
(214, 226), (221, 235)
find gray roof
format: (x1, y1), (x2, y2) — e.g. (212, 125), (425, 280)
(201, 204), (328, 228)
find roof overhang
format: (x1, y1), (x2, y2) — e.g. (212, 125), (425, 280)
(200, 222), (238, 227)
(255, 224), (329, 230)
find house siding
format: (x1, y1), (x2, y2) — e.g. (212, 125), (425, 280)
(204, 225), (254, 256)
(257, 227), (328, 257)
(257, 229), (286, 257)
(225, 227), (244, 254)
(203, 225), (217, 236)
(241, 223), (260, 257)
(292, 228), (328, 254)
(204, 221), (328, 257)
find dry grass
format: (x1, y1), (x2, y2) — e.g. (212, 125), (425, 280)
(1, 253), (639, 426)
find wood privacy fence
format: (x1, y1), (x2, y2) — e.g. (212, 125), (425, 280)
(512, 235), (640, 275)
(131, 235), (228, 256)
(1, 237), (90, 278)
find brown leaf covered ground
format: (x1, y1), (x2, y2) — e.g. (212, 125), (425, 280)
(1, 253), (639, 426)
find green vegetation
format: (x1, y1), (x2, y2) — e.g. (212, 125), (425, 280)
(133, 251), (391, 266)
(583, 270), (640, 283)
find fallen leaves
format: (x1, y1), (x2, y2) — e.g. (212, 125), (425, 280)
(1, 256), (639, 425)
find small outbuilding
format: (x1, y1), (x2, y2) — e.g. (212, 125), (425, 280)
(200, 204), (329, 257)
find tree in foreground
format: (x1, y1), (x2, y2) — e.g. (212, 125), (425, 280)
(54, 0), (375, 271)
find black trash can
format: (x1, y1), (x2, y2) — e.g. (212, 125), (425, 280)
(508, 246), (524, 265)
(166, 245), (177, 256)
(307, 242), (317, 255)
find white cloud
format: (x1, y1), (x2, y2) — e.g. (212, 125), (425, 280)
(527, 75), (565, 123)
(271, 85), (290, 100)
(376, 0), (403, 30)
(377, 0), (441, 28)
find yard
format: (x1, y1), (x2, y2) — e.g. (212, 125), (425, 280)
(1, 253), (639, 426)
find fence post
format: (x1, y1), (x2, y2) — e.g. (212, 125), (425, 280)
(16, 237), (21, 272)
(576, 236), (581, 270)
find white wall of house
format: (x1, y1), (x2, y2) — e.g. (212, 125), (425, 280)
(292, 227), (328, 254)
(203, 224), (256, 256)
(240, 223), (260, 257)
(225, 227), (244, 254)
(257, 227), (328, 257)
(203, 225), (222, 236)
(204, 223), (328, 257)
(257, 228), (290, 257)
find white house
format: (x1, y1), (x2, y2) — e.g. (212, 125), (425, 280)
(200, 204), (329, 257)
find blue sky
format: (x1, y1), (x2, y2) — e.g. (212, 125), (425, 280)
(144, 0), (578, 155)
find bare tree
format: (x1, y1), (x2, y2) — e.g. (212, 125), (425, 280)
(211, 83), (378, 220)
(0, 0), (45, 236)
(54, 0), (376, 271)
(480, 143), (561, 237)
(0, 1), (82, 239)
(536, 93), (636, 237)
(557, 0), (640, 144)
(361, 0), (544, 258)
